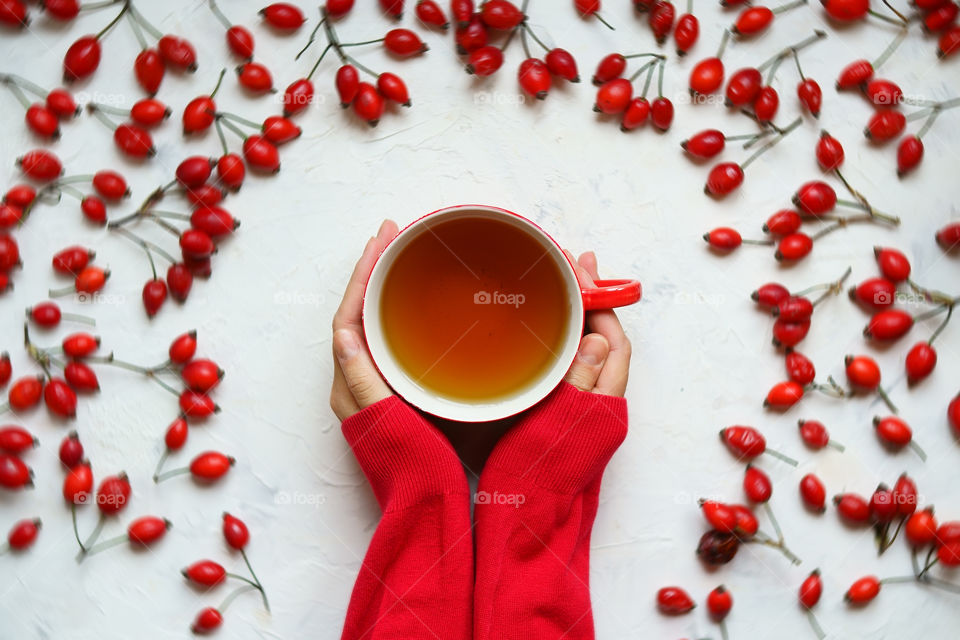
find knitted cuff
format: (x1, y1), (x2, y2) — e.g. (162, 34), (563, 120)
(341, 396), (469, 511)
(484, 382), (628, 495)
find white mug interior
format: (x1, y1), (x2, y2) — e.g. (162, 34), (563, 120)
(362, 205), (585, 422)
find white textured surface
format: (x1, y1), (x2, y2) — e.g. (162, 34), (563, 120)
(1, 1), (959, 638)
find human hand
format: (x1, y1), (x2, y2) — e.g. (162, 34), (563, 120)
(329, 220), (399, 421)
(562, 250), (632, 398)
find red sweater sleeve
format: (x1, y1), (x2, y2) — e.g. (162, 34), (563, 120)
(339, 396), (474, 640)
(473, 382), (628, 640)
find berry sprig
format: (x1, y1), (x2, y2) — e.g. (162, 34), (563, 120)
(704, 117), (802, 197)
(731, 0), (808, 38)
(0, 73), (80, 139)
(208, 0), (255, 60)
(574, 0), (615, 29)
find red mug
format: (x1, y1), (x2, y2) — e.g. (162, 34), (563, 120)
(363, 205), (641, 422)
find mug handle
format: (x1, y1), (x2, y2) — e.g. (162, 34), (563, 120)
(581, 279), (642, 310)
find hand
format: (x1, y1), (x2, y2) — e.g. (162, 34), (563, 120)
(329, 220), (399, 421)
(562, 251), (632, 398)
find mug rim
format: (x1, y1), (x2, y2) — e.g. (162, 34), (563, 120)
(361, 205), (585, 423)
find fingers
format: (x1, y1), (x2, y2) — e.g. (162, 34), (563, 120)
(564, 333), (610, 393)
(332, 220), (399, 332)
(329, 360), (360, 422)
(577, 252), (632, 398)
(333, 328), (393, 411)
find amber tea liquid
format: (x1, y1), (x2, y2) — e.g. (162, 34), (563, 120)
(379, 216), (570, 402)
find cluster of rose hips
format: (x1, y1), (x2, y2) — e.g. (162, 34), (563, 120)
(655, 584), (733, 636)
(186, 512), (269, 634)
(283, 8), (426, 126)
(0, 73), (81, 140)
(632, 0), (701, 55)
(592, 53), (674, 131)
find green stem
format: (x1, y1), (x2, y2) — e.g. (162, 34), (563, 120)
(95, 1), (129, 40)
(763, 502), (784, 544)
(125, 10), (147, 50)
(928, 304), (953, 345)
(740, 118), (802, 169)
(873, 28), (907, 69)
(128, 3), (162, 40)
(214, 118), (230, 156)
(152, 449), (170, 482)
(772, 0), (807, 14)
(208, 0), (233, 30)
(1, 79), (31, 109)
(218, 111), (261, 129)
(154, 467), (192, 483)
(208, 69), (227, 100)
(522, 23), (549, 52)
(717, 29), (730, 59)
(217, 115), (248, 142)
(876, 386), (898, 414)
(241, 549), (270, 612)
(83, 533), (130, 557)
(339, 38), (385, 47)
(758, 30), (826, 71)
(307, 43), (334, 80)
(296, 16), (326, 60)
(87, 105), (118, 131)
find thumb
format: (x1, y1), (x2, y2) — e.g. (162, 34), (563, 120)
(564, 333), (609, 393)
(332, 329), (393, 410)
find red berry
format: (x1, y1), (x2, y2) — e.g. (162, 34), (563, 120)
(816, 131), (844, 170)
(682, 129), (724, 158)
(182, 359), (223, 392)
(836, 59), (873, 89)
(379, 0), (404, 18)
(76, 265), (109, 293)
(416, 0), (448, 28)
(822, 0), (869, 21)
(451, 0), (473, 26)
(720, 425), (766, 459)
(893, 473), (918, 517)
(938, 542), (960, 566)
(62, 332), (99, 358)
(725, 67), (762, 106)
(865, 109), (906, 142)
(63, 35), (101, 82)
(134, 49), (165, 94)
(0, 353), (9, 387)
(896, 135), (923, 177)
(765, 381), (804, 409)
(480, 0), (524, 29)
(786, 351), (815, 385)
(873, 415), (914, 450)
(191, 206), (238, 239)
(114, 123), (155, 158)
(64, 362), (99, 392)
(797, 79), (822, 117)
(731, 504), (758, 537)
(92, 170), (129, 199)
(242, 135), (280, 173)
(871, 484), (896, 523)
(165, 416), (188, 450)
(0, 0), (28, 27)
(865, 309), (913, 341)
(706, 586), (732, 621)
(335, 65), (360, 106)
(656, 586), (695, 614)
(905, 508), (938, 548)
(158, 35), (197, 71)
(79, 195), (106, 225)
(63, 461), (93, 503)
(227, 25), (255, 58)
(793, 181), (836, 215)
(467, 45), (504, 76)
(545, 48), (579, 82)
(705, 162), (743, 196)
(0, 425), (36, 454)
(845, 354), (881, 390)
(18, 150), (63, 181)
(798, 420), (829, 449)
(26, 103), (60, 139)
(142, 279), (168, 317)
(752, 282), (790, 308)
(743, 465), (772, 502)
(674, 13), (699, 55)
(753, 86), (779, 123)
(223, 512), (250, 550)
(377, 73), (411, 106)
(190, 451), (234, 480)
(772, 317), (810, 346)
(845, 576), (880, 604)
(192, 608), (223, 634)
(649, 1), (676, 44)
(0, 234), (19, 272)
(176, 156), (214, 189)
(594, 78), (632, 114)
(183, 559), (227, 586)
(184, 184), (224, 208)
(283, 78), (314, 115)
(949, 394), (960, 439)
(0, 202), (23, 229)
(59, 431), (84, 467)
(690, 57), (724, 95)
(775, 234), (813, 261)
(7, 518), (41, 550)
(4, 184), (37, 209)
(938, 25), (960, 57)
(384, 28), (427, 56)
(217, 154), (245, 190)
(180, 390), (219, 417)
(593, 53), (626, 85)
(127, 516), (170, 545)
(905, 342), (936, 384)
(237, 62), (273, 93)
(0, 453), (32, 489)
(352, 82), (384, 126)
(936, 520), (960, 546)
(650, 97), (673, 130)
(96, 472), (131, 515)
(775, 296), (813, 322)
(183, 96), (216, 134)
(849, 278), (896, 309)
(734, 6), (773, 35)
(169, 331), (198, 364)
(8, 376), (44, 411)
(799, 570), (823, 608)
(764, 209), (802, 235)
(455, 14), (488, 53)
(925, 3), (959, 32)
(703, 227), (741, 250)
(834, 493), (871, 524)
(260, 3), (304, 29)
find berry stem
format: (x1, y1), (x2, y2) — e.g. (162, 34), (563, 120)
(0, 78), (31, 109)
(880, 0), (909, 23)
(218, 111), (261, 129)
(752, 531), (801, 564)
(214, 118), (231, 156)
(71, 503), (86, 552)
(810, 266), (852, 307)
(217, 115), (249, 142)
(0, 73), (49, 98)
(762, 502), (784, 544)
(111, 226), (178, 264)
(791, 48), (805, 82)
(914, 107), (942, 140)
(306, 43), (334, 80)
(875, 386), (898, 414)
(908, 440), (928, 462)
(519, 22), (532, 59)
(339, 38), (386, 48)
(764, 448), (798, 467)
(521, 23), (550, 53)
(240, 549), (270, 612)
(758, 30), (826, 72)
(219, 585), (259, 613)
(208, 68), (227, 99)
(719, 620), (729, 640)
(927, 304), (954, 345)
(127, 3), (162, 40)
(80, 513), (106, 553)
(716, 29), (730, 59)
(87, 104), (118, 131)
(806, 610), (826, 640)
(867, 8), (906, 26)
(296, 14), (327, 60)
(593, 12), (615, 30)
(225, 572), (262, 590)
(153, 467), (192, 483)
(656, 57), (666, 98)
(873, 27), (907, 69)
(125, 10), (148, 50)
(740, 117), (801, 169)
(208, 0), (233, 30)
(772, 0), (807, 15)
(628, 57), (661, 84)
(82, 532), (130, 558)
(95, 1), (129, 41)
(152, 450), (170, 482)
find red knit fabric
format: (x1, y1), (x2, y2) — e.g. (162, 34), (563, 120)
(340, 397), (474, 640)
(339, 383), (627, 640)
(474, 382), (628, 640)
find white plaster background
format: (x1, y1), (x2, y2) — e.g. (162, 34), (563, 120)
(1, 1), (959, 638)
